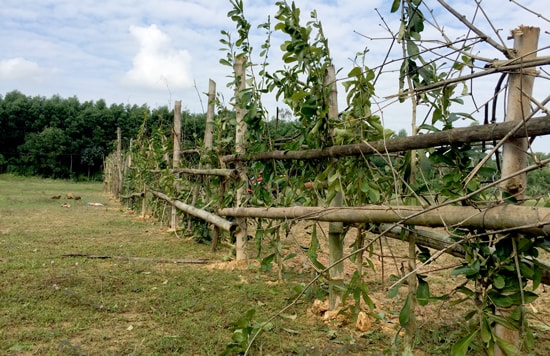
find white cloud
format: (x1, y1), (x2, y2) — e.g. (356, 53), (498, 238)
(123, 24), (193, 91)
(0, 57), (51, 81)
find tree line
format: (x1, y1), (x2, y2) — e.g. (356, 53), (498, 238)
(1, 89), (548, 197)
(0, 90), (207, 180)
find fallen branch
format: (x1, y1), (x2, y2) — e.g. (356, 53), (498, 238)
(62, 253), (209, 264)
(149, 189), (238, 233)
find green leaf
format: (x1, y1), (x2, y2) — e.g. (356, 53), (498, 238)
(368, 187), (380, 203)
(418, 124), (440, 132)
(480, 316), (493, 344)
(362, 288), (375, 310)
(307, 226), (326, 270)
(519, 262), (534, 279)
(451, 262), (480, 277)
(495, 335), (520, 355)
(348, 66), (363, 77)
(260, 253), (276, 272)
(399, 294), (411, 327)
(284, 252), (297, 261)
(488, 313), (519, 331)
(416, 277), (430, 306)
(406, 40), (420, 58)
(390, 0), (400, 13)
(388, 283), (401, 298)
(360, 180), (369, 193)
(451, 330), (478, 356)
(493, 274), (506, 289)
(489, 291), (514, 308)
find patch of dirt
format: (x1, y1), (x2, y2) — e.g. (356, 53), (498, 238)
(241, 220), (550, 351)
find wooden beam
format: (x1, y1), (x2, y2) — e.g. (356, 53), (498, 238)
(218, 204), (550, 236)
(222, 115), (550, 163)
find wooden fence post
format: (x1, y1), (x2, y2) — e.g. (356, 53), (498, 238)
(203, 79), (223, 251)
(204, 79), (216, 149)
(496, 25), (539, 355)
(170, 100), (182, 230)
(325, 65), (344, 310)
(234, 55), (248, 261)
(115, 127), (123, 198)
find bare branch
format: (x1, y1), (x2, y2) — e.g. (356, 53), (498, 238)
(437, 0), (515, 58)
(509, 0), (550, 23)
(388, 55), (550, 99)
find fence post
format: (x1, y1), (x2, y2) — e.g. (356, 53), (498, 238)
(496, 25), (539, 355)
(115, 127), (123, 198)
(234, 55), (248, 261)
(204, 79), (216, 149)
(170, 100), (182, 230)
(203, 79), (223, 251)
(325, 65), (344, 310)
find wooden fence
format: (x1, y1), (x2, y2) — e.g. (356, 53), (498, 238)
(111, 25), (550, 352)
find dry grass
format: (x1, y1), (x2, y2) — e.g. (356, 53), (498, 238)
(1, 174), (549, 355)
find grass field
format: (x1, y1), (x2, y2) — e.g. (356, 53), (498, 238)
(1, 174), (549, 355)
(0, 175), (351, 355)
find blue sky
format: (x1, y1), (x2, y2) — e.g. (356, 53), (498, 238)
(1, 0), (549, 151)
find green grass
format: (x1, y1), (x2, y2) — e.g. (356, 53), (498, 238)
(1, 174), (549, 355)
(0, 174), (372, 355)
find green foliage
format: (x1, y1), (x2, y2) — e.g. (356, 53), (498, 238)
(266, 0), (333, 149)
(0, 90), (204, 180)
(223, 308), (272, 355)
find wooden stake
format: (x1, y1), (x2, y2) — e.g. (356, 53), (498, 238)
(203, 79), (221, 251)
(234, 56), (248, 261)
(170, 100), (182, 230)
(496, 25), (540, 356)
(324, 65), (345, 310)
(204, 79), (216, 149)
(499, 26), (539, 199)
(115, 127), (123, 198)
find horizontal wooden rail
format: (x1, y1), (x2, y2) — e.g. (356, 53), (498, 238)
(218, 203), (550, 236)
(222, 115), (550, 163)
(174, 168), (238, 178)
(148, 168), (237, 178)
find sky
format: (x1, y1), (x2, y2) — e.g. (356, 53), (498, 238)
(1, 0), (549, 151)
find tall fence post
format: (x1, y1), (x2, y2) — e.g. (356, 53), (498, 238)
(325, 65), (344, 310)
(203, 79), (222, 251)
(115, 127), (123, 198)
(170, 100), (182, 231)
(496, 25), (539, 355)
(234, 55), (248, 261)
(204, 79), (216, 149)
